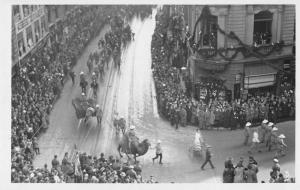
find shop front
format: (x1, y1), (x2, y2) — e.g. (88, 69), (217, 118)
(243, 63), (278, 97)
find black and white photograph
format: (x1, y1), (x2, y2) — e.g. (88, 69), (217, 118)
(1, 0), (298, 188)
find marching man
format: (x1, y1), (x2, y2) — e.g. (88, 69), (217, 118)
(248, 128), (261, 154)
(259, 119), (268, 143)
(90, 79), (99, 99)
(275, 134), (287, 157)
(95, 105), (103, 127)
(244, 122), (251, 146)
(269, 125), (278, 151)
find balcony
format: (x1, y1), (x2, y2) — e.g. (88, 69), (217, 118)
(188, 40), (294, 71)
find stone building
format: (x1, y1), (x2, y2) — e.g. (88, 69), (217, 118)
(11, 5), (76, 74)
(176, 5), (295, 101)
(12, 5), (49, 68)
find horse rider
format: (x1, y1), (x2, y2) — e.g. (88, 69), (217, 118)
(95, 105), (103, 127)
(125, 125), (137, 151)
(90, 78), (99, 99)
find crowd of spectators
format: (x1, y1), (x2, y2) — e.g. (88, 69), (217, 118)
(11, 5), (153, 183)
(151, 8), (295, 131)
(11, 151), (158, 183)
(222, 156), (295, 183)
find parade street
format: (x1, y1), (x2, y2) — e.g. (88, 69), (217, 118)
(33, 9), (295, 183)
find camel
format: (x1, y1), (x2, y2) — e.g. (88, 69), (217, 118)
(117, 135), (151, 162)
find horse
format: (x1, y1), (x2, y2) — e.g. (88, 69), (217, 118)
(117, 136), (151, 162)
(113, 117), (126, 135)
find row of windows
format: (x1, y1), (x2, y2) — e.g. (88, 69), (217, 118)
(13, 5), (43, 23)
(17, 16), (48, 58)
(193, 10), (274, 48)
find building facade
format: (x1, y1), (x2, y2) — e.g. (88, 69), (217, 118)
(11, 5), (76, 70)
(12, 5), (50, 67)
(178, 5), (295, 101)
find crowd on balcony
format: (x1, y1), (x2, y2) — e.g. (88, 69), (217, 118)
(151, 8), (295, 131)
(222, 156), (294, 183)
(11, 5), (154, 183)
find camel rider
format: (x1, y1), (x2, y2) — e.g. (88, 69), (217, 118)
(95, 105), (103, 127)
(126, 125), (137, 150)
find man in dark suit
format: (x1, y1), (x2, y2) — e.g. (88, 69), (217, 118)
(201, 145), (215, 170)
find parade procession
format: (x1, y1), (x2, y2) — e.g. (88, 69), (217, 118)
(8, 3), (296, 185)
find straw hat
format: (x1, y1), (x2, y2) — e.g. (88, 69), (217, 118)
(278, 134), (286, 139)
(130, 125), (135, 130)
(272, 127), (278, 131)
(245, 122), (251, 127)
(262, 119), (268, 124)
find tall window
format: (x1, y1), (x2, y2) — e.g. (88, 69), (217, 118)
(41, 16), (48, 36)
(17, 32), (26, 57)
(34, 20), (41, 42)
(198, 15), (218, 48)
(26, 26), (34, 49)
(253, 10), (273, 45)
(22, 5), (30, 17)
(13, 5), (21, 22)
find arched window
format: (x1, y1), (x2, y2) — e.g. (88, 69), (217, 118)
(253, 10), (273, 45)
(197, 14), (218, 48)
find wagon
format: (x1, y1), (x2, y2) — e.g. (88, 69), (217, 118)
(72, 97), (97, 119)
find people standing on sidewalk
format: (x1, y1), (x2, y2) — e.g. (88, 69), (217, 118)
(244, 122), (251, 146)
(152, 140), (163, 164)
(234, 157), (245, 183)
(201, 145), (215, 170)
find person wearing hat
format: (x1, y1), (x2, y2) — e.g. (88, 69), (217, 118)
(269, 125), (278, 152)
(243, 122), (251, 146)
(90, 78), (99, 99)
(275, 134), (287, 157)
(270, 158), (280, 179)
(249, 128), (261, 154)
(201, 145), (215, 170)
(152, 140), (163, 164)
(126, 165), (137, 179)
(265, 122), (273, 148)
(125, 125), (137, 151)
(259, 119), (268, 143)
(79, 73), (88, 94)
(234, 157), (245, 183)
